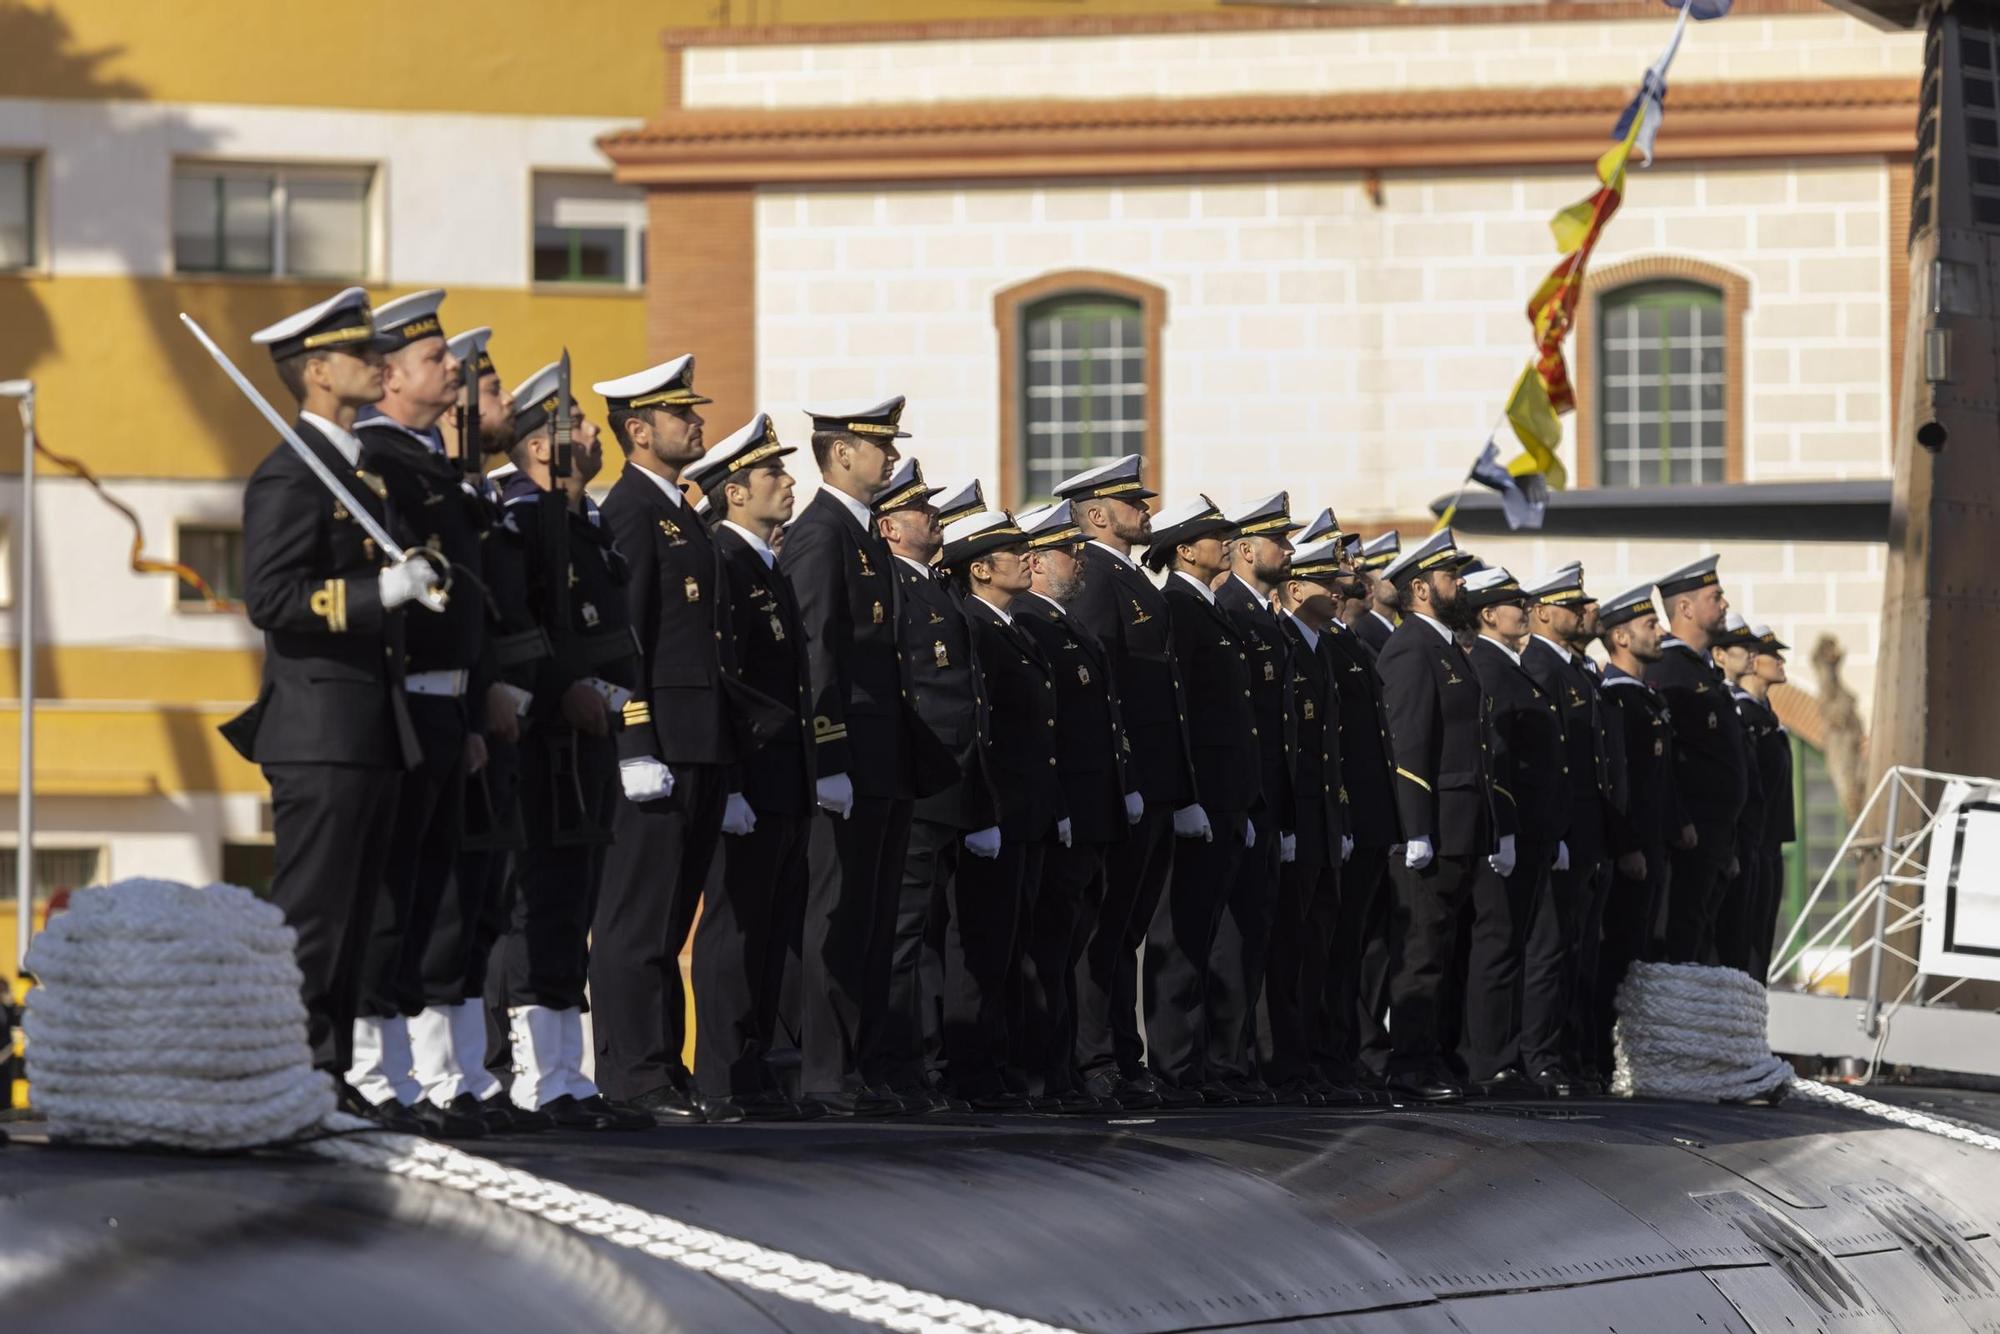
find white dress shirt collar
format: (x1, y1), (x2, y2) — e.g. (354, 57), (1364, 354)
(720, 520), (776, 568)
(1173, 570), (1217, 604)
(1370, 608), (1398, 633)
(1413, 612), (1454, 644)
(1287, 610), (1319, 653)
(896, 554), (934, 579)
(1087, 538), (1136, 570)
(828, 485), (875, 534)
(973, 595), (1013, 625)
(300, 411), (363, 469)
(1531, 633), (1573, 664)
(1479, 634), (1523, 666)
(632, 464), (686, 507)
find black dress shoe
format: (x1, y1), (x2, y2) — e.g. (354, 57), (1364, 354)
(1388, 1070), (1466, 1103)
(480, 1094), (549, 1133)
(697, 1094), (746, 1124)
(1050, 1089), (1104, 1114)
(1026, 1093), (1063, 1113)
(738, 1091), (806, 1121)
(1573, 1069), (1607, 1097)
(1315, 1079), (1375, 1107)
(1194, 1082), (1240, 1107)
(1112, 1076), (1163, 1110)
(1154, 1081), (1206, 1109)
(966, 1090), (1032, 1113)
(868, 1084), (918, 1115)
(1223, 1079), (1278, 1106)
(406, 1097), (487, 1139)
(346, 1092), (425, 1133)
(1475, 1068), (1540, 1100)
(1531, 1067), (1580, 1098)
(1270, 1079), (1319, 1106)
(806, 1089), (901, 1118)
(573, 1094), (657, 1130)
(632, 1083), (705, 1124)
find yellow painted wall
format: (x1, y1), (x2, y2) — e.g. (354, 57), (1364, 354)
(6, 1), (1229, 117)
(0, 276), (647, 478)
(0, 703), (265, 796)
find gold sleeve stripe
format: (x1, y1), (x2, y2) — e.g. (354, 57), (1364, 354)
(814, 726), (849, 744)
(1493, 783), (1516, 804)
(622, 700), (652, 725)
(309, 579), (348, 632)
(1395, 767), (1432, 792)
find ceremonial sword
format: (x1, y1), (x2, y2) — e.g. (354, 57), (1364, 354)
(179, 312), (450, 594)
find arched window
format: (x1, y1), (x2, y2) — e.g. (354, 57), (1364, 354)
(1574, 257), (1748, 489)
(995, 271), (1165, 509)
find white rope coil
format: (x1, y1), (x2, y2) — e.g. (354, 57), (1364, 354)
(1612, 961), (1798, 1102)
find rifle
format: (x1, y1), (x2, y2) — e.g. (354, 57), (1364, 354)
(537, 350), (605, 846)
(456, 352), (481, 479)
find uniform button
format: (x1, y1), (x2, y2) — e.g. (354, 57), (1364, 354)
(1048, 758), (1058, 767)
(1252, 727), (1259, 736)
(1243, 690), (1251, 698)
(1047, 718), (1056, 726)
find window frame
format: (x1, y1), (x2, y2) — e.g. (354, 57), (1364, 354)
(994, 269), (1166, 511)
(172, 519), (247, 614)
(1573, 256), (1749, 489)
(0, 153), (41, 274)
(170, 159), (380, 281)
(529, 169), (648, 291)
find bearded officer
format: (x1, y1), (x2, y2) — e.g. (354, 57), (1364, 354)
(1375, 528), (1496, 1103)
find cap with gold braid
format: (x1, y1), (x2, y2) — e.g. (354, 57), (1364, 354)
(593, 354), (712, 411)
(1655, 554), (1721, 600)
(1287, 536), (1346, 582)
(1018, 499), (1081, 549)
(684, 412), (793, 497)
(931, 478), (987, 527)
(1358, 529), (1401, 572)
(1296, 507), (1343, 545)
(1752, 623), (1790, 655)
(1051, 453), (1158, 503)
(939, 508), (1027, 566)
(369, 289), (448, 351)
(1596, 582), (1659, 630)
(1380, 527), (1460, 584)
(1142, 494), (1234, 571)
(1226, 491), (1302, 538)
(871, 456), (941, 514)
(249, 286), (399, 362)
(509, 360), (570, 438)
(446, 326), (495, 381)
(1464, 565), (1527, 609)
(806, 395), (911, 440)
(1521, 565), (1591, 607)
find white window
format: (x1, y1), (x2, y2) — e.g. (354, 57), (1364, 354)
(532, 173), (645, 288)
(0, 157), (35, 271)
(172, 163), (373, 279)
(176, 522), (245, 609)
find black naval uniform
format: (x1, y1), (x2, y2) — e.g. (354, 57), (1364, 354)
(229, 416), (420, 1075)
(1377, 614), (1496, 1084)
(1212, 575), (1294, 1087)
(1520, 636), (1613, 1079)
(1146, 573), (1258, 1093)
(1012, 589), (1127, 1098)
(1355, 608), (1396, 657)
(351, 419), (489, 1041)
(1262, 614), (1344, 1089)
(1595, 664), (1681, 1069)
(1647, 637), (1749, 963)
(1727, 688), (1791, 980)
(1463, 636), (1566, 1083)
(1068, 543), (1196, 1093)
(883, 554), (993, 1096)
(592, 466), (735, 1103)
(781, 488), (922, 1100)
(948, 596), (1064, 1100)
(699, 521), (815, 1102)
(491, 474), (633, 1030)
(1317, 619), (1398, 1083)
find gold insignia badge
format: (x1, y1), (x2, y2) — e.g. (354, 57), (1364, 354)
(1078, 665), (1091, 685)
(332, 501), (350, 522)
(1303, 699), (1316, 720)
(1264, 662), (1276, 682)
(1707, 711), (1718, 729)
(872, 600), (885, 624)
(1568, 687), (1585, 708)
(684, 575), (701, 603)
(581, 601), (600, 627)
(658, 518), (686, 546)
(1442, 660), (1465, 685)
(928, 609), (944, 625)
(933, 641), (950, 668)
(355, 469), (388, 499)
(858, 550), (875, 576)
(770, 613), (786, 642)
(361, 537), (377, 562)
(1129, 598), (1152, 625)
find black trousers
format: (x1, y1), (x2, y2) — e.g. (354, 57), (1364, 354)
(1025, 841), (1107, 1094)
(1261, 849), (1334, 1086)
(694, 809), (809, 1100)
(942, 838), (1039, 1097)
(421, 738), (518, 1009)
(1663, 826), (1732, 964)
(1592, 849), (1666, 1075)
(1317, 842), (1389, 1077)
(801, 795), (915, 1095)
(494, 731), (615, 1013)
(264, 761), (402, 1074)
(1144, 817), (1247, 1088)
(1520, 854), (1588, 1076)
(1748, 851), (1786, 983)
(1713, 843), (1765, 976)
(1208, 820), (1281, 1082)
(356, 696), (466, 1018)
(1563, 859), (1613, 1075)
(591, 761), (726, 1102)
(1077, 804), (1174, 1082)
(879, 816), (956, 1091)
(1461, 842), (1548, 1082)
(1386, 851), (1477, 1076)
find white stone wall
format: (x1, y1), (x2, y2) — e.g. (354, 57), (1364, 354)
(685, 13), (1921, 109)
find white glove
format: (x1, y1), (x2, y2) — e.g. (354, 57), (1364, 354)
(1124, 791), (1144, 826)
(1554, 841), (1571, 871)
(1056, 817), (1073, 849)
(620, 757), (674, 803)
(1279, 831), (1297, 864)
(815, 773), (855, 819)
(1488, 833), (1517, 877)
(1341, 835), (1354, 864)
(721, 792), (757, 837)
(378, 552), (447, 612)
(964, 825), (1002, 859)
(1404, 836), (1434, 870)
(1243, 818), (1257, 849)
(1173, 804), (1214, 842)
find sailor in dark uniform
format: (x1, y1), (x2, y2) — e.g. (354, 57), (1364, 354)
(935, 509), (1066, 1109)
(1010, 500), (1128, 1112)
(874, 464), (991, 1113)
(1210, 492), (1301, 1102)
(1352, 531), (1402, 656)
(681, 414), (818, 1118)
(1458, 566), (1563, 1097)
(1263, 536), (1349, 1103)
(1143, 496), (1257, 1106)
(1592, 583), (1688, 1068)
(227, 287), (441, 1120)
(584, 355), (742, 1124)
(1733, 624), (1796, 982)
(489, 361), (651, 1131)
(342, 289), (487, 1138)
(1645, 556), (1748, 965)
(1053, 454), (1184, 1110)
(1711, 612), (1780, 978)
(781, 398), (925, 1118)
(1374, 528), (1496, 1103)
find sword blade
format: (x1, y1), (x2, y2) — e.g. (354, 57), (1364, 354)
(178, 312), (409, 560)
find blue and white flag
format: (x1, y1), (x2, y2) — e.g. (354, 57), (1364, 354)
(1613, 0), (1730, 166)
(1471, 438), (1549, 532)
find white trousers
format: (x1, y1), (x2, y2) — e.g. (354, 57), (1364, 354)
(347, 1015), (422, 1107)
(509, 1005), (598, 1110)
